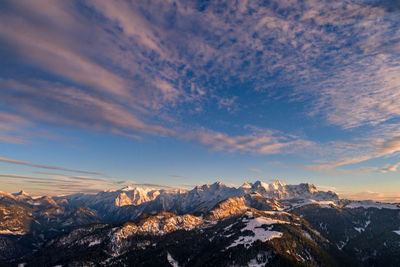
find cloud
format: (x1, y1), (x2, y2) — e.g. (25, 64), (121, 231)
(186, 128), (313, 155)
(315, 185), (336, 192)
(247, 168), (261, 173)
(0, 111), (32, 144)
(0, 156), (105, 176)
(339, 190), (400, 203)
(0, 173), (139, 196)
(0, 79), (170, 138)
(0, 0), (400, 180)
(380, 162), (400, 173)
(299, 132), (400, 173)
(32, 171), (110, 182)
(376, 136), (400, 154)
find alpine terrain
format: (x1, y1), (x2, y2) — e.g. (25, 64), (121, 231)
(1, 180), (399, 266)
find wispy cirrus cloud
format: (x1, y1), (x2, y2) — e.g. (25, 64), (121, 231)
(0, 156), (105, 176)
(0, 79), (170, 138)
(0, 111), (32, 144)
(0, 173), (140, 195)
(300, 132), (400, 173)
(0, 0), (400, 187)
(32, 171), (110, 182)
(185, 128), (313, 155)
(1, 0), (399, 140)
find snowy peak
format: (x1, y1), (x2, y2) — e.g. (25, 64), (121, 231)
(15, 190), (27, 195)
(60, 180), (340, 221)
(13, 190), (30, 197)
(271, 179), (286, 189)
(120, 185), (137, 191)
(240, 180), (338, 201)
(115, 187), (161, 207)
(239, 182), (252, 189)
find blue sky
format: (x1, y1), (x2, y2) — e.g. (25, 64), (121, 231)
(0, 0), (400, 201)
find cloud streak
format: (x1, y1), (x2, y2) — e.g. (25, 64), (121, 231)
(0, 157), (105, 176)
(185, 129), (313, 155)
(0, 0), (400, 197)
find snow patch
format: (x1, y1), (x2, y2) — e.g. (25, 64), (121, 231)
(289, 199), (337, 209)
(345, 201), (399, 210)
(167, 252), (179, 267)
(354, 227), (364, 233)
(226, 216), (287, 249)
(0, 229), (25, 235)
(88, 239), (101, 247)
(303, 231), (313, 241)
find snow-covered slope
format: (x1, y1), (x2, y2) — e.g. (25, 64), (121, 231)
(343, 200), (399, 210)
(58, 180), (340, 221)
(3, 180), (400, 266)
(240, 180), (338, 201)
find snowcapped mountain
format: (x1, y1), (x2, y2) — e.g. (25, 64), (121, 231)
(59, 180), (339, 221)
(239, 180), (338, 200)
(1, 181), (400, 266)
(21, 194), (400, 267)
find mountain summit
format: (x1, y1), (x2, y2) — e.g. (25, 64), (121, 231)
(59, 180), (339, 221)
(1, 180), (399, 266)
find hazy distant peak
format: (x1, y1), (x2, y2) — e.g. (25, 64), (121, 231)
(271, 180), (286, 187)
(253, 180), (268, 188)
(120, 186), (154, 192)
(240, 182), (252, 189)
(13, 190), (29, 197)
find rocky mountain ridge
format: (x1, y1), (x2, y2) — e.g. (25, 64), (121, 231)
(59, 180), (340, 221)
(1, 181), (399, 266)
(20, 194), (400, 266)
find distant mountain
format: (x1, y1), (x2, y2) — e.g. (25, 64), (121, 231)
(23, 195), (400, 267)
(1, 181), (400, 266)
(59, 180), (339, 221)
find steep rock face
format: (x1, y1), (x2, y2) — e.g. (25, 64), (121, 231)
(2, 182), (400, 266)
(0, 195), (32, 235)
(207, 197), (248, 220)
(178, 182), (241, 213)
(63, 187), (166, 209)
(0, 193), (100, 261)
(123, 211), (203, 235)
(59, 180), (339, 222)
(25, 208), (345, 267)
(115, 186), (162, 206)
(37, 211), (204, 260)
(240, 180), (339, 201)
(244, 194), (285, 211)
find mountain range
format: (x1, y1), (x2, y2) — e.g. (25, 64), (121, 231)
(1, 180), (399, 266)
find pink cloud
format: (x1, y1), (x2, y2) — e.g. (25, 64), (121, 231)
(185, 129), (313, 155)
